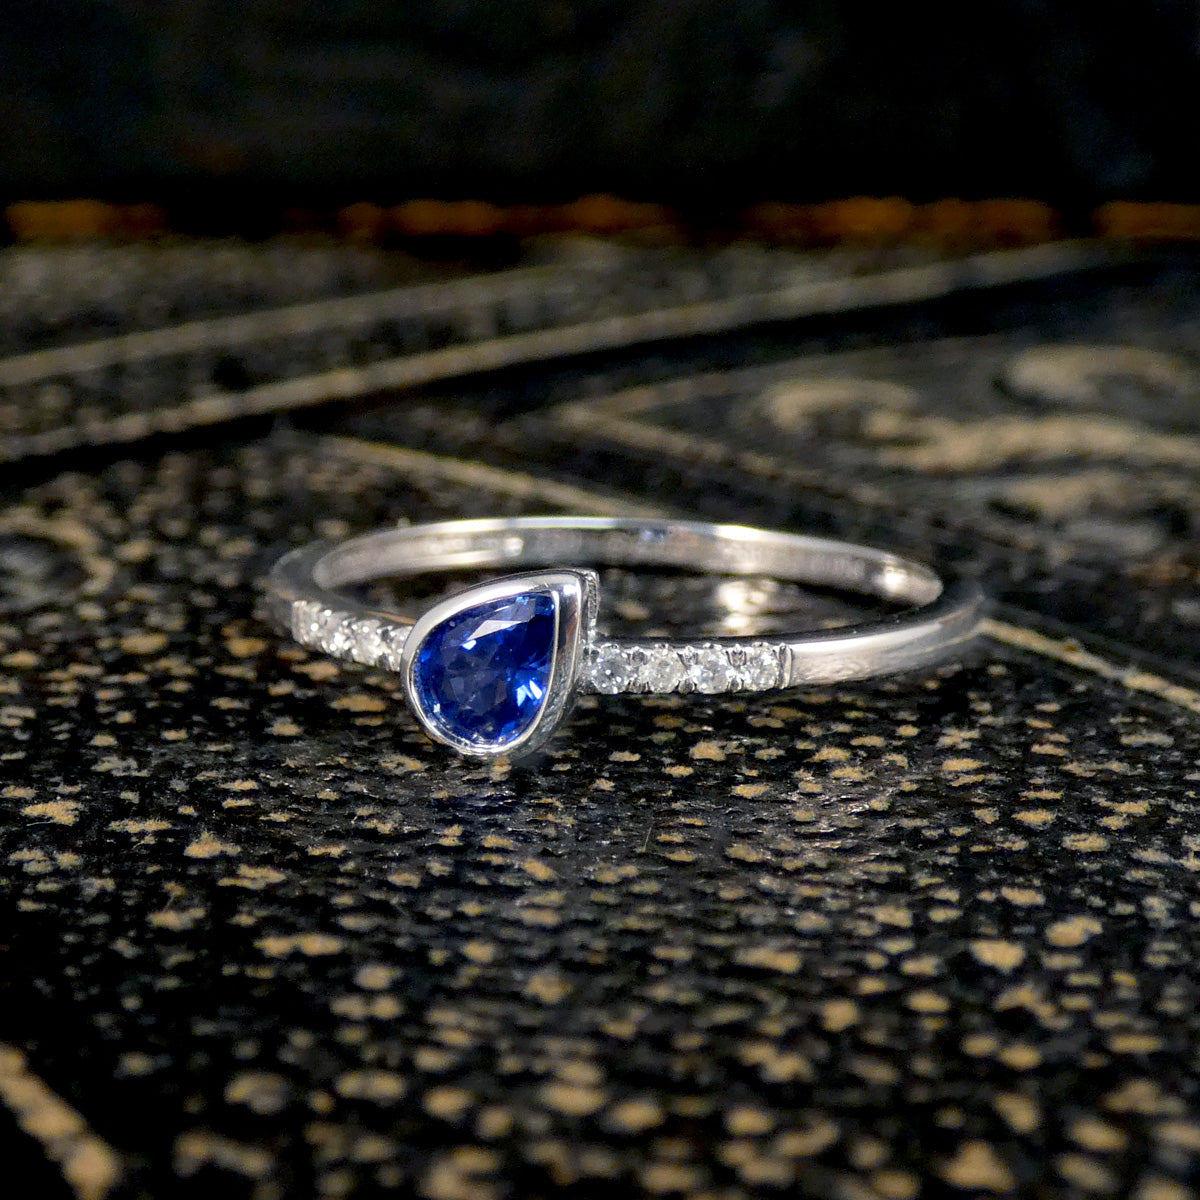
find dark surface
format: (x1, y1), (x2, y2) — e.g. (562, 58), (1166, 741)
(2, 240), (1200, 1198)
(4, 1), (1200, 206)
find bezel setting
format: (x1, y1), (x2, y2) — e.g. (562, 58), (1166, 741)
(399, 570), (598, 758)
(267, 517), (985, 758)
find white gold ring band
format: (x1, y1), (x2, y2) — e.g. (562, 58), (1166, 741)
(265, 516), (986, 757)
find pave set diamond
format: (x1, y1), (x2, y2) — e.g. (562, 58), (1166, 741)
(291, 601), (409, 669)
(293, 601), (787, 699)
(583, 640), (786, 695)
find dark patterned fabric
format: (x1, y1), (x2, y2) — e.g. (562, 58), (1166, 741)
(2, 240), (1200, 1198)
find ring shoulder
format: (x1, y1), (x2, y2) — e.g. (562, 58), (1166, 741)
(290, 600), (411, 670)
(582, 639), (790, 695)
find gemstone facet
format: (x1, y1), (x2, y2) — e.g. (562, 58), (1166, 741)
(411, 593), (557, 749)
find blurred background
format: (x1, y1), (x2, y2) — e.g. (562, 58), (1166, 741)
(3, 0), (1200, 231)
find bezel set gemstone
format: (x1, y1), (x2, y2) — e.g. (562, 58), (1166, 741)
(410, 592), (558, 750)
(292, 578), (785, 756)
(400, 571), (594, 757)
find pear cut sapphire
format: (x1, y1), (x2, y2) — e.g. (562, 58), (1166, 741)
(412, 592), (557, 749)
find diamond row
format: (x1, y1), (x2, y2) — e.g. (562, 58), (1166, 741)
(291, 602), (786, 695)
(291, 601), (409, 669)
(583, 641), (786, 695)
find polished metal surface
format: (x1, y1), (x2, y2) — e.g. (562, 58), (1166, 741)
(266, 517), (986, 699)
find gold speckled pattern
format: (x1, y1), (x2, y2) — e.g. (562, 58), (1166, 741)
(2, 245), (1200, 1198)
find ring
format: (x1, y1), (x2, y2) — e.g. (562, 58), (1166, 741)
(264, 516), (985, 757)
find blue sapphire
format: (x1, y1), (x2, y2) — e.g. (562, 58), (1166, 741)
(413, 593), (556, 748)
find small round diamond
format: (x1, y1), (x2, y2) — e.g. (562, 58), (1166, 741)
(348, 618), (387, 666)
(378, 624), (408, 672)
(642, 646), (684, 692)
(684, 645), (731, 694)
(292, 600), (322, 646)
(588, 642), (630, 694)
(742, 645), (782, 690)
(317, 610), (354, 657)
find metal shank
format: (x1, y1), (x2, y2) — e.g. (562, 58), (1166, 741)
(265, 516), (986, 694)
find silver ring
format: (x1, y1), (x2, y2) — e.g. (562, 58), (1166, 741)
(264, 516), (986, 757)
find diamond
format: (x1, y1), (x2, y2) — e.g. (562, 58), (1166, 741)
(682, 644), (732, 694)
(742, 644), (783, 690)
(641, 645), (684, 692)
(378, 624), (408, 672)
(317, 609), (354, 657)
(347, 618), (387, 666)
(412, 592), (556, 749)
(292, 600), (323, 646)
(587, 642), (630, 694)
(297, 605), (352, 655)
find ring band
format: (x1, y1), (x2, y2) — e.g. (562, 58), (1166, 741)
(265, 517), (985, 757)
